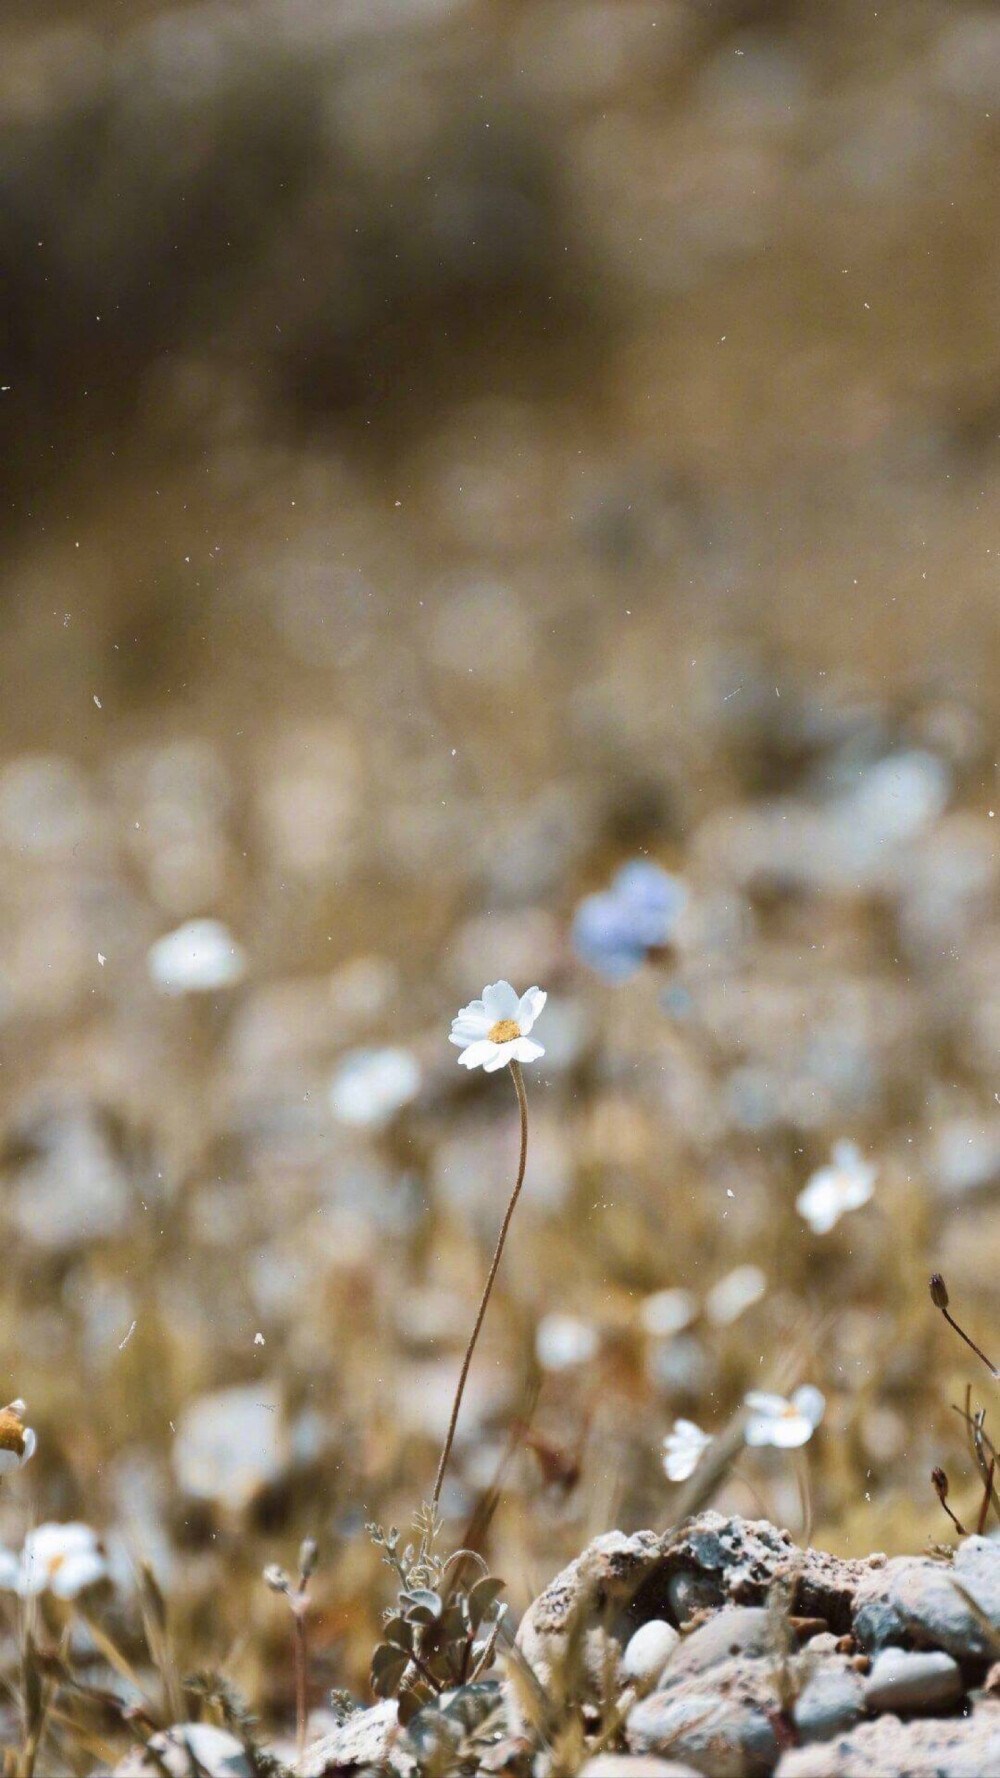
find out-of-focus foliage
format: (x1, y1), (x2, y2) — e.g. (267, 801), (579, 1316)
(0, 0), (997, 1759)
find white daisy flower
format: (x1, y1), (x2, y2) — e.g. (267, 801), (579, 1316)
(796, 1141), (877, 1236)
(0, 1400), (36, 1476)
(662, 1418), (713, 1482)
(744, 1386), (826, 1449)
(8, 1522), (109, 1599)
(449, 980), (546, 1072)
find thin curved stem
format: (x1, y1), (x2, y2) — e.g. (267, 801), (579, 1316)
(431, 1061), (529, 1512)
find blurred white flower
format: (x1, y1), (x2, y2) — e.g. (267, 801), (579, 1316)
(450, 980), (546, 1071)
(328, 1046), (421, 1128)
(172, 1383), (286, 1510)
(640, 1287), (697, 1338)
(10, 1523), (109, 1598)
(148, 919), (247, 994)
(796, 1141), (876, 1235)
(744, 1386), (826, 1449)
(705, 1265), (767, 1326)
(0, 1400), (36, 1475)
(662, 1418), (713, 1482)
(137, 1724), (250, 1778)
(535, 1312), (598, 1371)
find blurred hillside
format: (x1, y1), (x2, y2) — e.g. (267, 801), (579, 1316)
(0, 0), (998, 1743)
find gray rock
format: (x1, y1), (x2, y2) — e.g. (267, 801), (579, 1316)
(864, 1646), (964, 1714)
(628, 1677), (780, 1778)
(669, 1570), (725, 1624)
(851, 1554), (917, 1652)
(774, 1702), (1000, 1777)
(804, 1633), (839, 1656)
(891, 1550), (1000, 1663)
(117, 1726), (250, 1778)
(792, 1661), (865, 1742)
(664, 1610), (774, 1681)
(579, 1759), (701, 1777)
(297, 1701), (411, 1776)
(623, 1620), (681, 1686)
(513, 1513), (871, 1716)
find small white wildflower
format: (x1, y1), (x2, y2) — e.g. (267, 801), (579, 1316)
(662, 1418), (713, 1482)
(16, 1523), (109, 1598)
(449, 980), (546, 1072)
(705, 1265), (767, 1326)
(0, 1400), (36, 1476)
(535, 1312), (598, 1371)
(148, 919), (247, 994)
(639, 1288), (698, 1338)
(328, 1046), (421, 1127)
(744, 1386), (826, 1449)
(796, 1141), (876, 1235)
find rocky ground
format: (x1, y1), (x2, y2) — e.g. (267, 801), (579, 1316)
(296, 1514), (1000, 1778)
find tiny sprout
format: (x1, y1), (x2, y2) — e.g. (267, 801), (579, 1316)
(931, 1466), (967, 1537)
(930, 1271), (999, 1379)
(263, 1564), (290, 1595)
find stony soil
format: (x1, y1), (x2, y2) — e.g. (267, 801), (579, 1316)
(299, 1514), (1000, 1777)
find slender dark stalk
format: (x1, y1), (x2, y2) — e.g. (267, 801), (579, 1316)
(977, 1460), (996, 1536)
(930, 1274), (999, 1379)
(291, 1604), (308, 1763)
(432, 1061), (529, 1512)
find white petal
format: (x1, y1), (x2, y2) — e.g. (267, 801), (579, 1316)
(450, 1005), (491, 1039)
(792, 1385), (826, 1428)
(516, 987), (546, 1034)
(664, 1449), (697, 1482)
(0, 1548), (20, 1590)
(743, 1417), (773, 1447)
(483, 1041), (517, 1072)
(743, 1392), (787, 1418)
(763, 1415), (814, 1449)
(832, 1140), (862, 1171)
(673, 1419), (705, 1442)
(796, 1179), (841, 1234)
(49, 1550), (107, 1598)
(19, 1428), (36, 1466)
(482, 981), (519, 1020)
(457, 1041), (497, 1070)
(511, 1037), (544, 1065)
(0, 1450), (19, 1476)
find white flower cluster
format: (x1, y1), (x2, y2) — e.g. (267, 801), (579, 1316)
(0, 1523), (109, 1600)
(662, 1385), (826, 1482)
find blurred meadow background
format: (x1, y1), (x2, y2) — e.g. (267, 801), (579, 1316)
(1, 0), (999, 1749)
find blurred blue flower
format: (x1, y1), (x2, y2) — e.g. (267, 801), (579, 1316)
(572, 860), (687, 981)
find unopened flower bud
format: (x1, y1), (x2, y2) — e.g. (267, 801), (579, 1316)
(929, 1273), (949, 1310)
(931, 1467), (948, 1500)
(263, 1564), (291, 1595)
(298, 1537), (318, 1582)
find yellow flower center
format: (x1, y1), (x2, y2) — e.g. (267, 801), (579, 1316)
(0, 1410), (26, 1457)
(488, 1018), (521, 1044)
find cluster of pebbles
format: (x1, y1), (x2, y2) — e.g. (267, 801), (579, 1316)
(301, 1513), (1000, 1778)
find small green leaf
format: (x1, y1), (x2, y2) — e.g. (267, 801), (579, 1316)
(384, 1615), (413, 1650)
(468, 1576), (506, 1629)
(370, 1643), (409, 1697)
